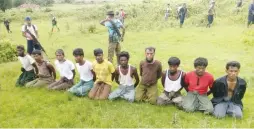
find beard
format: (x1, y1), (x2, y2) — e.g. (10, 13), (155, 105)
(146, 58), (154, 63)
(169, 70), (177, 75)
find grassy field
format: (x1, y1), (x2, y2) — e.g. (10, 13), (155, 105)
(1, 2), (254, 128)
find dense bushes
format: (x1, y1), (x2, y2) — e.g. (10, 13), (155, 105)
(13, 0), (54, 7)
(0, 39), (17, 63)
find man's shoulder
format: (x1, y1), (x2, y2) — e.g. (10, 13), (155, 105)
(237, 77), (247, 86)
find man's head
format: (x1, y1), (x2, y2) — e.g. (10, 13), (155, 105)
(168, 57), (180, 74)
(116, 11), (119, 15)
(167, 4), (170, 6)
(194, 57), (208, 76)
(3, 18), (5, 20)
(145, 47), (156, 63)
(107, 11), (115, 18)
(183, 3), (186, 7)
(226, 61), (241, 80)
(25, 16), (32, 25)
(119, 51), (130, 67)
(55, 49), (65, 62)
(32, 50), (42, 62)
(17, 45), (25, 56)
(73, 48), (84, 63)
(94, 48), (104, 63)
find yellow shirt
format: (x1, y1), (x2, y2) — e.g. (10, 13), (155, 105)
(92, 60), (115, 85)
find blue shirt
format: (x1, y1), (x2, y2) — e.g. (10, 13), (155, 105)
(249, 3), (254, 15)
(105, 19), (123, 36)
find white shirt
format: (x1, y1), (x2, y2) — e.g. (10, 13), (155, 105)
(55, 60), (75, 80)
(76, 60), (93, 81)
(164, 70), (183, 92)
(21, 24), (38, 40)
(119, 65), (134, 86)
(18, 54), (35, 71)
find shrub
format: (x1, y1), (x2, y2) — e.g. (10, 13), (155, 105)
(25, 8), (33, 13)
(0, 39), (17, 63)
(44, 7), (52, 12)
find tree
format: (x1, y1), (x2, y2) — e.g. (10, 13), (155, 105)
(0, 0), (12, 12)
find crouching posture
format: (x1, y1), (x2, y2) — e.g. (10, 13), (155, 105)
(26, 50), (56, 87)
(108, 51), (139, 102)
(212, 61), (246, 119)
(16, 45), (38, 86)
(68, 48), (95, 96)
(48, 49), (75, 90)
(157, 57), (185, 106)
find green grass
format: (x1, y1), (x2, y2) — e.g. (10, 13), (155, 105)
(1, 3), (254, 127)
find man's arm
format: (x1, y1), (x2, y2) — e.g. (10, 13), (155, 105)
(91, 70), (96, 82)
(72, 70), (76, 80)
(115, 68), (120, 85)
(139, 61), (143, 76)
(133, 67), (140, 87)
(47, 63), (56, 80)
(111, 71), (116, 81)
(183, 73), (189, 92)
(157, 62), (162, 79)
(161, 71), (166, 88)
(32, 63), (39, 75)
(120, 25), (125, 39)
(207, 77), (215, 96)
(177, 72), (186, 92)
(100, 19), (108, 26)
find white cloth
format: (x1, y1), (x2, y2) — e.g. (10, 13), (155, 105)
(119, 65), (134, 86)
(21, 24), (38, 40)
(55, 60), (75, 80)
(164, 70), (183, 92)
(18, 55), (35, 71)
(76, 60), (93, 82)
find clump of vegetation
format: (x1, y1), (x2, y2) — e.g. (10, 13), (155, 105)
(0, 39), (17, 63)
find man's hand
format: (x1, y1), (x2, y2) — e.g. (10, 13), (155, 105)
(120, 37), (124, 42)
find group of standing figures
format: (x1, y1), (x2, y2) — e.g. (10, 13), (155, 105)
(164, 0), (254, 28)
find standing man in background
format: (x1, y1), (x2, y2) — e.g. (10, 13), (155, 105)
(100, 11), (125, 64)
(247, 0), (254, 27)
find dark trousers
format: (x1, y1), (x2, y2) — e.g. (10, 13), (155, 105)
(208, 15), (214, 24)
(27, 40), (41, 54)
(248, 14), (254, 25)
(179, 15), (185, 24)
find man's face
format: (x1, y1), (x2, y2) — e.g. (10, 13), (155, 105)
(56, 53), (64, 62)
(226, 66), (239, 80)
(26, 20), (31, 25)
(169, 65), (178, 74)
(96, 54), (103, 63)
(195, 66), (206, 76)
(119, 56), (128, 67)
(145, 49), (155, 62)
(33, 54), (42, 62)
(17, 48), (24, 56)
(74, 55), (83, 63)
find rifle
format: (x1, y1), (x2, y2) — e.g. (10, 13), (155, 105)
(25, 27), (47, 55)
(109, 20), (123, 41)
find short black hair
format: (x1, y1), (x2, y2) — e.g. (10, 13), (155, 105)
(73, 48), (84, 56)
(56, 49), (65, 56)
(32, 50), (42, 55)
(226, 61), (241, 70)
(119, 51), (130, 60)
(194, 57), (208, 67)
(145, 47), (156, 53)
(17, 45), (25, 50)
(168, 57), (180, 66)
(94, 48), (103, 56)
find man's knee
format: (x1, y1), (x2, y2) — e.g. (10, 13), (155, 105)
(157, 97), (166, 105)
(183, 105), (195, 112)
(214, 111), (226, 119)
(233, 110), (243, 119)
